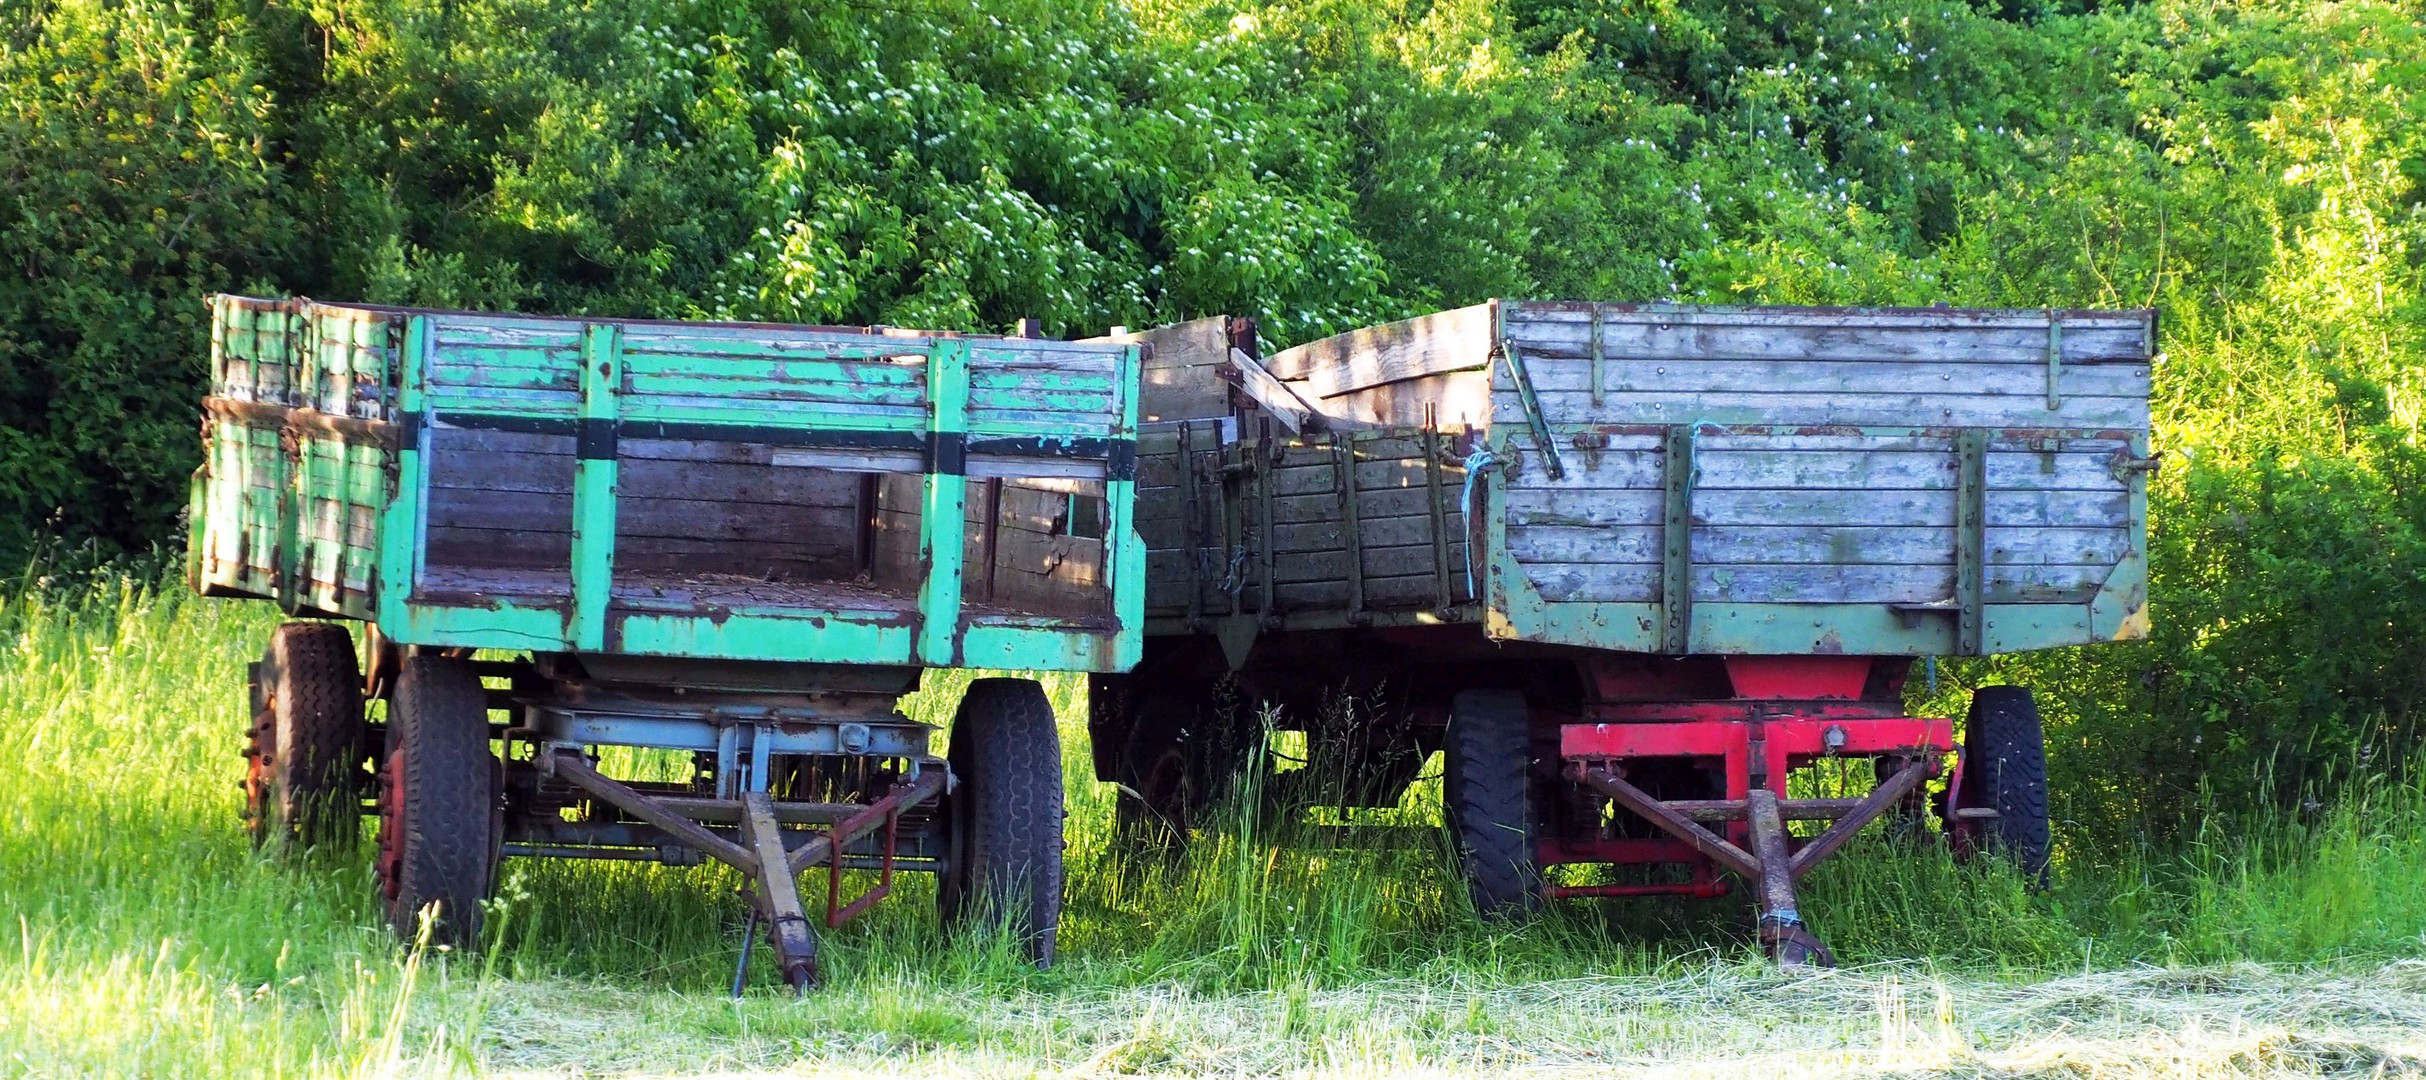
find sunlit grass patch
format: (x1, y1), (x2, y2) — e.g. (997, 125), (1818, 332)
(3, 579), (2425, 1076)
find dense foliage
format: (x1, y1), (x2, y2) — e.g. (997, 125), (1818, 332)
(3, 0), (2421, 826)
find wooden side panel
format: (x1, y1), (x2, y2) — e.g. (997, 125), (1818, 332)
(1502, 431), (2140, 606)
(963, 480), (1110, 618)
(966, 340), (1125, 439)
(422, 315), (585, 421)
(1265, 304), (1494, 398)
(1085, 316), (1231, 423)
(1492, 305), (2152, 430)
(871, 473), (925, 591)
(194, 297), (396, 618)
(1136, 427), (1472, 619)
(612, 438), (862, 581)
(423, 427), (576, 581)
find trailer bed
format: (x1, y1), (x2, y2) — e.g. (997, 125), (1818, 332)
(191, 296), (1144, 670)
(1133, 301), (2155, 656)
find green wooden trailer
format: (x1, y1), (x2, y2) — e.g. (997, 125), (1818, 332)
(1090, 301), (2157, 963)
(192, 295), (1142, 988)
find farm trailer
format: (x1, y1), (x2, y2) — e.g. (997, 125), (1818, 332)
(1089, 302), (2157, 964)
(190, 295), (1143, 989)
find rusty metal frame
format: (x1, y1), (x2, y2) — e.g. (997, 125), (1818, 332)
(545, 746), (948, 992)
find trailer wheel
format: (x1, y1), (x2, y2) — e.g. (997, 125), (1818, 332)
(1113, 691), (1211, 848)
(244, 622), (365, 850)
(1445, 689), (1542, 919)
(377, 655), (497, 948)
(1956, 685), (2052, 885)
(937, 678), (1063, 966)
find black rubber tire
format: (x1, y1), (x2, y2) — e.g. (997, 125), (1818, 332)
(1444, 688), (1542, 919)
(381, 655), (497, 948)
(937, 678), (1064, 966)
(1959, 685), (2052, 885)
(246, 623), (365, 850)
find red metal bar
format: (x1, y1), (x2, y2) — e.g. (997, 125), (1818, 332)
(1565, 763), (1761, 880)
(1536, 836), (1702, 866)
(1549, 880), (1733, 900)
(1788, 757), (1932, 878)
(817, 773), (941, 927)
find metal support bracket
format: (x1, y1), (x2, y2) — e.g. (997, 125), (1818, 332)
(1494, 301), (1566, 480)
(1333, 430), (1367, 624)
(1955, 429), (1987, 655)
(1422, 406), (1452, 612)
(2045, 311), (2064, 411)
(1661, 424), (1696, 654)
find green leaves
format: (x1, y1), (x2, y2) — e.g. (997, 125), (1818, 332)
(5, 0), (2426, 825)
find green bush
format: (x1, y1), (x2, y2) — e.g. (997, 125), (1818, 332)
(2, 0), (2421, 824)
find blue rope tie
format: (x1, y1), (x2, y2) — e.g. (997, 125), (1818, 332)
(1459, 446), (1501, 599)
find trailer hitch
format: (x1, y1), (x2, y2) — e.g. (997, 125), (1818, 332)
(543, 749), (946, 995)
(1566, 757), (1934, 969)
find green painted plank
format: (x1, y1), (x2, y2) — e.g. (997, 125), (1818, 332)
(378, 315), (433, 630)
(570, 323), (621, 652)
(621, 353), (926, 386)
(614, 610), (917, 664)
(918, 339), (969, 665)
(960, 623), (1124, 671)
(387, 601), (573, 651)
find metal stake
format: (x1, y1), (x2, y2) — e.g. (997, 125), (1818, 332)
(732, 905), (758, 998)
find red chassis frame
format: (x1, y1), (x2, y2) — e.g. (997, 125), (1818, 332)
(1540, 655), (1955, 966)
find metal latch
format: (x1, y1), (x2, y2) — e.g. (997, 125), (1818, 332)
(2106, 449), (2164, 482)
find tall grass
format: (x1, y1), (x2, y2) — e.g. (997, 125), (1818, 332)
(2, 578), (2423, 1075)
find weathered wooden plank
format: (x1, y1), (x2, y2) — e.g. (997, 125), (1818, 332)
(612, 537), (855, 577)
(617, 392), (928, 424)
(425, 527), (572, 570)
(1266, 457), (1456, 498)
(1227, 348), (1314, 434)
(1520, 561), (2114, 605)
(1523, 357), (2149, 399)
(1269, 513), (1465, 552)
(427, 427), (576, 457)
(426, 488), (570, 531)
(1501, 487), (2130, 529)
(1083, 316), (1232, 423)
(1272, 572), (1473, 610)
(1264, 303), (1493, 393)
(1506, 524), (2133, 567)
(620, 352), (925, 386)
(617, 459), (862, 507)
(1512, 449), (2127, 493)
(427, 450), (576, 495)
(1270, 487), (1442, 525)
(1506, 524), (1665, 565)
(425, 384), (584, 414)
(1504, 307), (2151, 364)
(624, 369), (930, 409)
(1497, 388), (2149, 430)
(429, 317), (585, 349)
(617, 498), (860, 542)
(1312, 371), (1493, 431)
(1269, 542), (1457, 586)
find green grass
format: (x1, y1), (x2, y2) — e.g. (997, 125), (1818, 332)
(3, 578), (2424, 1077)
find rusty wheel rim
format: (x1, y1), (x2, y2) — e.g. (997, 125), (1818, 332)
(1138, 747), (1196, 837)
(242, 706), (275, 842)
(375, 746), (405, 902)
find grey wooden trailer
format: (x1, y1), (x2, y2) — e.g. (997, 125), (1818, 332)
(1087, 300), (2157, 963)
